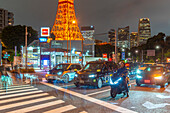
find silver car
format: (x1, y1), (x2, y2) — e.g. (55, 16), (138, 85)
(46, 63), (82, 83)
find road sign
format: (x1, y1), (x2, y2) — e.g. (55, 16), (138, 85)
(41, 27), (50, 37)
(147, 50), (155, 56)
(122, 52), (125, 60)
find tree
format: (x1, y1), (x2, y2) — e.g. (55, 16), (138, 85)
(1, 25), (38, 51)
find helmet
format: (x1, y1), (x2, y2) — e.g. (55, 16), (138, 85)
(119, 61), (125, 66)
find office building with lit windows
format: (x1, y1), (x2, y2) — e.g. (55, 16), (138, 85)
(138, 18), (151, 45)
(81, 26), (95, 40)
(0, 8), (14, 33)
(118, 26), (130, 50)
(108, 29), (116, 45)
(130, 32), (138, 48)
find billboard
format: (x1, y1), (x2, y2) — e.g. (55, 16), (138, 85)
(41, 27), (50, 37)
(147, 50), (155, 56)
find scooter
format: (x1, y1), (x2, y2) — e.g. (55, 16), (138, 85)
(110, 74), (130, 98)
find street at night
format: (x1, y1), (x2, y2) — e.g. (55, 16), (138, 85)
(0, 0), (170, 113)
(0, 77), (170, 113)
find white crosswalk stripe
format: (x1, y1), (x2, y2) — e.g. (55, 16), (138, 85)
(43, 105), (77, 113)
(0, 88), (39, 95)
(0, 86), (34, 92)
(0, 90), (43, 99)
(0, 93), (49, 104)
(0, 85), (78, 113)
(7, 100), (65, 113)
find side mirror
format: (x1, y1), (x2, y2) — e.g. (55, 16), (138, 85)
(97, 69), (101, 72)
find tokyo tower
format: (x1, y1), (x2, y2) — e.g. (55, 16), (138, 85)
(51, 0), (84, 40)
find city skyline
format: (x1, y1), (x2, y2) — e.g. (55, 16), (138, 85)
(0, 0), (170, 41)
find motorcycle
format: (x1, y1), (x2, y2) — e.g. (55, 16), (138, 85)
(110, 73), (130, 98)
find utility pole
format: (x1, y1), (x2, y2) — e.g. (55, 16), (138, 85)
(115, 30), (117, 63)
(25, 26), (28, 70)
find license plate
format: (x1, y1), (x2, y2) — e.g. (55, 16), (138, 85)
(80, 80), (84, 83)
(144, 80), (150, 83)
(49, 76), (53, 79)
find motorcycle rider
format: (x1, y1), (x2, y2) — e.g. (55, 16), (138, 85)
(117, 61), (129, 97)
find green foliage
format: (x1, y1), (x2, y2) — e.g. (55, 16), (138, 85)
(165, 49), (170, 58)
(1, 25), (38, 51)
(147, 59), (155, 63)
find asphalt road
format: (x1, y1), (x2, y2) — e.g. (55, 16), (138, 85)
(0, 77), (170, 113)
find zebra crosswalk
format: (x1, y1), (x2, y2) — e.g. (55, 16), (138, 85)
(0, 85), (87, 113)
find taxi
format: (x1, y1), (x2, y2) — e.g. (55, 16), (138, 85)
(73, 61), (118, 88)
(136, 65), (170, 87)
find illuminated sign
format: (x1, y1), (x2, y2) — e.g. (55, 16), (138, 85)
(167, 58), (170, 63)
(103, 54), (107, 58)
(41, 27), (50, 37)
(39, 38), (47, 43)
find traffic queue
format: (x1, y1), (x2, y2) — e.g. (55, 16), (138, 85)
(45, 61), (170, 98)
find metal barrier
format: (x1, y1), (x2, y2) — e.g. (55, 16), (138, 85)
(0, 75), (13, 91)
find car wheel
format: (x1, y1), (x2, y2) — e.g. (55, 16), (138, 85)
(110, 88), (117, 98)
(160, 84), (165, 88)
(62, 74), (69, 83)
(97, 79), (102, 88)
(136, 80), (141, 86)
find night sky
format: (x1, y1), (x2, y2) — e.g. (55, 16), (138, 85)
(0, 0), (170, 41)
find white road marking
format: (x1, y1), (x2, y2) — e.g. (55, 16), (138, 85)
(165, 88), (170, 92)
(0, 88), (39, 95)
(142, 101), (170, 109)
(41, 82), (138, 113)
(7, 100), (64, 113)
(0, 90), (43, 99)
(43, 105), (76, 113)
(0, 86), (33, 92)
(1, 85), (31, 89)
(61, 84), (74, 87)
(0, 93), (49, 104)
(79, 111), (88, 113)
(156, 94), (170, 99)
(87, 89), (110, 96)
(0, 96), (56, 111)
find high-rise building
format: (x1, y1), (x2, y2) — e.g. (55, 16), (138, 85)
(108, 29), (115, 45)
(51, 0), (83, 40)
(0, 8), (14, 33)
(81, 26), (95, 40)
(138, 18), (151, 45)
(118, 26), (130, 50)
(130, 32), (138, 48)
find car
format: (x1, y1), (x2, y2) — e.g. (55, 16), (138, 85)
(73, 61), (118, 88)
(46, 63), (82, 83)
(136, 63), (156, 75)
(136, 65), (170, 88)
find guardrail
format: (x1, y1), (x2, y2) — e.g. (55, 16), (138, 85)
(0, 75), (13, 91)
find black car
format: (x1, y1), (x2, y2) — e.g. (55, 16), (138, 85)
(136, 65), (170, 88)
(74, 61), (118, 88)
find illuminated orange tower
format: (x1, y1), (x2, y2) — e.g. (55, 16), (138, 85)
(51, 0), (83, 40)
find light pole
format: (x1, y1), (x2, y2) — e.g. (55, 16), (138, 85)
(156, 46), (164, 63)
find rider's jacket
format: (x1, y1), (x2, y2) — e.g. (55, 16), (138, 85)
(117, 67), (128, 77)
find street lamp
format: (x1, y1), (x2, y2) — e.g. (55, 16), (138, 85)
(135, 50), (138, 53)
(156, 45), (164, 63)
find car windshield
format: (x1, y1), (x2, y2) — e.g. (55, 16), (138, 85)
(145, 67), (164, 73)
(55, 64), (70, 70)
(83, 63), (103, 71)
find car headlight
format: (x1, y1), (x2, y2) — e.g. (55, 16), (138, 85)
(154, 76), (162, 79)
(136, 69), (141, 74)
(137, 75), (142, 78)
(75, 74), (78, 77)
(57, 72), (62, 75)
(45, 74), (48, 77)
(89, 74), (97, 78)
(47, 72), (50, 74)
(110, 78), (121, 85)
